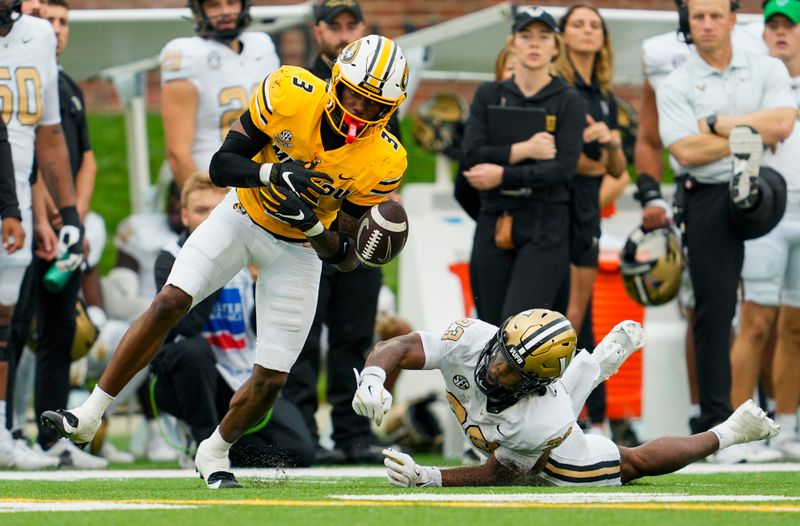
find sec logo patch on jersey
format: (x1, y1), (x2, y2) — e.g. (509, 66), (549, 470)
(355, 200), (409, 267)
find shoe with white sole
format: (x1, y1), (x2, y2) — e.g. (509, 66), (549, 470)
(12, 439), (60, 469)
(729, 125), (763, 209)
(0, 428), (14, 468)
(195, 438), (241, 489)
(99, 441), (135, 464)
(711, 399), (780, 451)
(40, 408), (101, 449)
(591, 320), (646, 388)
(45, 439), (109, 469)
(771, 433), (800, 460)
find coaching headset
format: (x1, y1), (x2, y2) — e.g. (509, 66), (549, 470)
(676, 0), (741, 43)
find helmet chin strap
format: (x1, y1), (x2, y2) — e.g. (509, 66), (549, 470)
(343, 114), (366, 144)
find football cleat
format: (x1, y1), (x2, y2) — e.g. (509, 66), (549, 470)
(40, 409), (100, 449)
(195, 438), (240, 489)
(591, 320), (645, 388)
(729, 125), (763, 209)
(45, 439), (109, 469)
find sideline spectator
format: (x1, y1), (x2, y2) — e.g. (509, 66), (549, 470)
(462, 6), (584, 325)
(730, 0), (800, 460)
(654, 0), (794, 462)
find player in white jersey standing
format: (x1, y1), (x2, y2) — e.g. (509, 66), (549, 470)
(160, 0), (280, 189)
(352, 309), (778, 487)
(0, 0), (82, 467)
(730, 0), (800, 460)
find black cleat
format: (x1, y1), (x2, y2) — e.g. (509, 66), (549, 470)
(204, 471), (242, 489)
(40, 410), (90, 449)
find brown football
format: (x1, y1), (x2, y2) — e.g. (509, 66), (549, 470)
(355, 200), (409, 267)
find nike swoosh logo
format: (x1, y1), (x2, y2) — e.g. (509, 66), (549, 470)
(281, 172), (299, 194)
(276, 210), (304, 221)
(339, 173), (355, 181)
(367, 386), (374, 396)
(496, 424), (509, 437)
(22, 37), (33, 44)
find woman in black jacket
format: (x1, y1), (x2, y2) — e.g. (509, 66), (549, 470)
(462, 7), (585, 325)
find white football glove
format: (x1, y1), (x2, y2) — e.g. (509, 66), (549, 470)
(55, 224), (83, 272)
(383, 448), (442, 487)
(351, 366), (393, 426)
(591, 320), (646, 389)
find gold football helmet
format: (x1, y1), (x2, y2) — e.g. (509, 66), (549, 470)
(412, 93), (470, 155)
(620, 226), (683, 306)
(326, 35), (408, 142)
(475, 309), (577, 412)
(72, 299), (99, 361)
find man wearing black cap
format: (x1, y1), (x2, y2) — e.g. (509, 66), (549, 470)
(281, 0), (402, 465)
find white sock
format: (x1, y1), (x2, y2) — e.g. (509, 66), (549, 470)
(80, 386), (114, 420)
(207, 427), (233, 454)
(709, 421), (736, 450)
(775, 414), (798, 436)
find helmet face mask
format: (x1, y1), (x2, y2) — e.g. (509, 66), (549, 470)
(325, 35), (408, 143)
(0, 0), (21, 32)
(620, 226), (683, 306)
(475, 309), (577, 413)
(187, 0), (251, 43)
(413, 93), (470, 155)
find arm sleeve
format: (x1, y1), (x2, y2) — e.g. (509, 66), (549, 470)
(557, 350), (601, 418)
(501, 92), (586, 191)
(462, 82), (512, 167)
(494, 445), (541, 475)
(418, 330), (445, 370)
(0, 122), (20, 220)
(453, 161), (481, 220)
(656, 76), (698, 148)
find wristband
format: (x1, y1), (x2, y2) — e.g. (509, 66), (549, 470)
(360, 365), (387, 383)
(319, 232), (350, 265)
(59, 205), (80, 227)
(303, 221), (324, 237)
(634, 173), (662, 207)
(259, 163), (275, 186)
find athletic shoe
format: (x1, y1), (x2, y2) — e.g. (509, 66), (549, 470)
(12, 438), (60, 469)
(591, 320), (645, 387)
(712, 399), (780, 448)
(99, 441), (135, 464)
(729, 125), (763, 209)
(146, 418), (179, 462)
(195, 438), (240, 489)
(40, 408), (101, 449)
(771, 433), (800, 460)
(45, 439), (109, 469)
(0, 428), (14, 468)
(747, 440), (784, 463)
(707, 441), (782, 464)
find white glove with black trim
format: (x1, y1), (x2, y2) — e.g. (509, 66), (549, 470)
(383, 448), (442, 487)
(55, 206), (84, 272)
(351, 366), (392, 426)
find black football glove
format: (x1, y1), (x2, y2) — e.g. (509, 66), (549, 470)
(55, 205), (84, 272)
(269, 161), (332, 208)
(261, 183), (323, 236)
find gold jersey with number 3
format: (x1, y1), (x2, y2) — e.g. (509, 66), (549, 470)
(237, 66), (407, 240)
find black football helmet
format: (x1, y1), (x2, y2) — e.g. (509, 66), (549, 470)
(0, 0), (21, 32)
(475, 309), (577, 413)
(620, 226), (683, 306)
(187, 0), (252, 43)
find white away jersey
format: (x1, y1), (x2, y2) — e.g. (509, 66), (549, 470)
(114, 212), (179, 299)
(0, 14), (60, 211)
(159, 32), (280, 173)
(419, 318), (575, 468)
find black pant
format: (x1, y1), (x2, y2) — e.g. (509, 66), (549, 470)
(6, 255), (81, 444)
(685, 183), (742, 430)
(470, 204), (570, 326)
(579, 299), (606, 424)
(150, 336), (315, 468)
(282, 262), (382, 449)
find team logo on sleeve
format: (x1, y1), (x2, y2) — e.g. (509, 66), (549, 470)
(274, 129), (293, 148)
(453, 375), (470, 390)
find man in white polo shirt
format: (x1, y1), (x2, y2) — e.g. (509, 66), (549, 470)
(655, 0), (795, 446)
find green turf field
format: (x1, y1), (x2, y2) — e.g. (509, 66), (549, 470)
(1, 468), (798, 525)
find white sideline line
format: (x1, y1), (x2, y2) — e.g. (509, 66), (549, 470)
(331, 492), (800, 503)
(0, 502), (196, 513)
(1, 463), (799, 481)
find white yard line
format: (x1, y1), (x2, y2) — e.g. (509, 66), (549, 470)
(330, 492), (800, 503)
(0, 502), (196, 513)
(0, 462), (799, 481)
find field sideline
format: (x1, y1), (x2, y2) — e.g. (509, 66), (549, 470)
(1, 464), (799, 525)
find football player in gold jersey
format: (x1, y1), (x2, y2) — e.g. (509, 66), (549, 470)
(41, 34), (408, 489)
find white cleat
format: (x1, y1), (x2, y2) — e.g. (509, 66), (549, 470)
(0, 429), (15, 468)
(195, 438), (241, 489)
(12, 439), (60, 470)
(45, 439), (109, 469)
(591, 320), (646, 387)
(40, 409), (101, 448)
(99, 441), (135, 464)
(718, 399), (780, 446)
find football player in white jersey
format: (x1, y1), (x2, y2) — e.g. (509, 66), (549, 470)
(352, 309), (778, 487)
(0, 0), (82, 465)
(159, 0), (280, 188)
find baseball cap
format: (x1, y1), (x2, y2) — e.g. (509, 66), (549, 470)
(512, 6), (558, 33)
(764, 0), (800, 24)
(315, 0), (364, 25)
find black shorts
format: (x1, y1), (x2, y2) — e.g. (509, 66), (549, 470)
(569, 176), (601, 268)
